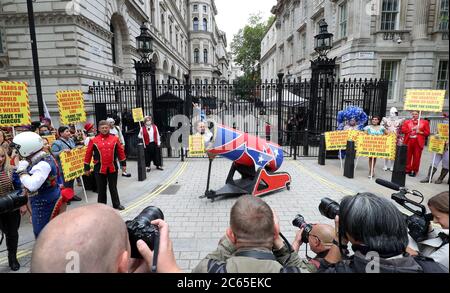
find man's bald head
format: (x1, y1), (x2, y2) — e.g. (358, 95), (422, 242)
(309, 224), (335, 254)
(31, 204), (129, 273)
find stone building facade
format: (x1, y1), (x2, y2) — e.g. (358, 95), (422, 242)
(261, 0), (449, 111)
(0, 0), (231, 121)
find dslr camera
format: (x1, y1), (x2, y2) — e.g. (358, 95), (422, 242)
(292, 215), (313, 243)
(319, 197), (340, 220)
(126, 206), (164, 271)
(0, 191), (28, 215)
(376, 179), (432, 243)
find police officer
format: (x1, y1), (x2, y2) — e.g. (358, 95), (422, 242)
(192, 195), (315, 273)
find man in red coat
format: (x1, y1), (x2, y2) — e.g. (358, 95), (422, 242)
(84, 120), (127, 210)
(401, 111), (430, 177)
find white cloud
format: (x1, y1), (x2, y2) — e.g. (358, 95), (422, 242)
(215, 0), (276, 49)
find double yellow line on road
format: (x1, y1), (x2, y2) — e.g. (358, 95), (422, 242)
(291, 160), (355, 195)
(120, 160), (189, 215)
(0, 161), (189, 268)
(0, 249), (32, 266)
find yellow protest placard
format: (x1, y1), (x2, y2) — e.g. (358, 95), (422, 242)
(132, 108), (144, 122)
(0, 81), (31, 127)
(437, 123), (449, 140)
(348, 130), (362, 143)
(356, 134), (396, 160)
(189, 134), (206, 157)
(56, 90), (86, 125)
(404, 90), (446, 113)
(42, 135), (56, 145)
(428, 136), (446, 155)
(325, 131), (349, 151)
(60, 147), (87, 182)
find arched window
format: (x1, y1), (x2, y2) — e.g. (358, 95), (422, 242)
(203, 18), (208, 31)
(193, 17), (199, 31)
(110, 23), (116, 64)
(194, 48), (199, 63)
(203, 49), (208, 63)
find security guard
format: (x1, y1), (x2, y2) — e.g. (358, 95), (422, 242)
(192, 195), (315, 273)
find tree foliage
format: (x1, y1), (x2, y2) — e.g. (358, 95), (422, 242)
(231, 13), (274, 81)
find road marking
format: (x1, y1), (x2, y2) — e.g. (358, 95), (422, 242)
(120, 160), (189, 215)
(291, 160), (355, 195)
(0, 249), (32, 266)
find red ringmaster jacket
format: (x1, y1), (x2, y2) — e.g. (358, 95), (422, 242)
(84, 133), (127, 174)
(401, 119), (430, 149)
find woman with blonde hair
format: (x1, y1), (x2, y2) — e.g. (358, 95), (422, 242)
(0, 147), (27, 271)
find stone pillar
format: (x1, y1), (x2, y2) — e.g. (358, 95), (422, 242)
(412, 0), (430, 40)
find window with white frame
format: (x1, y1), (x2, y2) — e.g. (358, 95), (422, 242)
(203, 5), (207, 13)
(193, 4), (198, 12)
(381, 60), (400, 100)
(203, 18), (208, 31)
(339, 2), (348, 38)
(161, 13), (166, 36)
(204, 49), (208, 63)
(193, 17), (199, 31)
(381, 0), (399, 31)
(194, 48), (199, 63)
(289, 41), (294, 65)
(437, 60), (449, 93)
(439, 0), (449, 31)
(301, 33), (306, 58)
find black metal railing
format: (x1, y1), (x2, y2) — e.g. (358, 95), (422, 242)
(90, 77), (388, 159)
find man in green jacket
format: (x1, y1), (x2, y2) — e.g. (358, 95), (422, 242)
(192, 195), (315, 273)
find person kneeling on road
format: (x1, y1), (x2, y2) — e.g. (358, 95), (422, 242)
(31, 204), (181, 273)
(192, 195), (314, 273)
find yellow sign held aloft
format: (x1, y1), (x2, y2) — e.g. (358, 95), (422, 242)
(56, 90), (87, 125)
(437, 123), (449, 140)
(428, 136), (446, 155)
(60, 147), (87, 182)
(132, 108), (144, 122)
(42, 135), (56, 146)
(0, 81), (31, 127)
(404, 90), (446, 113)
(356, 134), (396, 160)
(189, 134), (206, 157)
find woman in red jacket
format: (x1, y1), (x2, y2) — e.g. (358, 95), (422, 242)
(401, 111), (430, 177)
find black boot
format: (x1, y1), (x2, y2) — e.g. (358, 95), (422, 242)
(420, 167), (437, 183)
(8, 252), (20, 271)
(435, 168), (449, 184)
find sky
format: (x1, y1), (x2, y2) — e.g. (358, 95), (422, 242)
(215, 0), (276, 50)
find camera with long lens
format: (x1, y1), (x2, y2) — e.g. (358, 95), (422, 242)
(0, 191), (28, 215)
(292, 214), (313, 243)
(376, 179), (432, 243)
(319, 198), (340, 220)
(126, 206), (164, 262)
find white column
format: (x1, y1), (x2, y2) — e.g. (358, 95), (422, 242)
(412, 0), (430, 40)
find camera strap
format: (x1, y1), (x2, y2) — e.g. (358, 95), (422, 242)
(151, 232), (160, 273)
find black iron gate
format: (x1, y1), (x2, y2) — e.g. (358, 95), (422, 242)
(90, 77), (388, 159)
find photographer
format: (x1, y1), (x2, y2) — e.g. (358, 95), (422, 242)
(407, 191), (449, 270)
(319, 193), (448, 273)
(292, 223), (335, 271)
(31, 204), (181, 273)
(192, 195), (313, 273)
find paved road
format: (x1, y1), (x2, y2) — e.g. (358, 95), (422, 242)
(1, 150), (448, 273)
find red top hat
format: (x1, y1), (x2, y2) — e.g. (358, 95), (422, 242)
(84, 123), (94, 132)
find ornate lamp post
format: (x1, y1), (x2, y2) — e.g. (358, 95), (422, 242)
(309, 19), (336, 140)
(134, 22), (155, 110)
